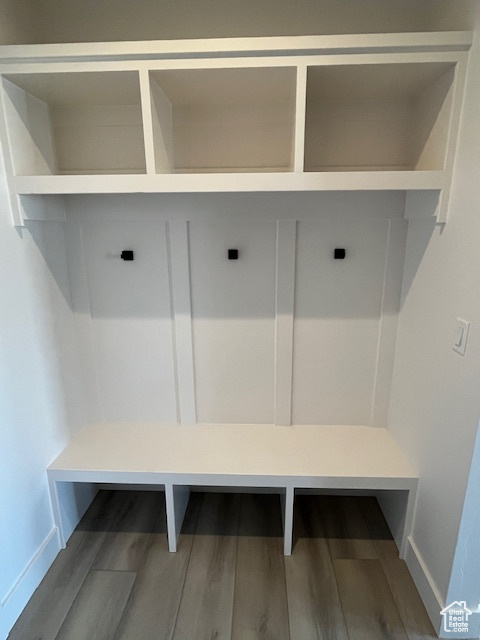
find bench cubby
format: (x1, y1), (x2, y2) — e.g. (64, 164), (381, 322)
(48, 423), (418, 556)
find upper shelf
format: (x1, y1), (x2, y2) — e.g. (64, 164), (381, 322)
(14, 170), (445, 195)
(148, 66), (297, 174)
(304, 62), (456, 173)
(0, 31), (471, 226)
(1, 70), (146, 176)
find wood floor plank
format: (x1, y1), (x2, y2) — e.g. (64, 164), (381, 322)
(374, 542), (437, 640)
(93, 491), (163, 571)
(334, 559), (408, 640)
(10, 492), (438, 640)
(173, 492), (240, 640)
(321, 496), (378, 559)
(232, 494), (289, 640)
(81, 490), (127, 522)
(360, 498), (436, 640)
(285, 496), (349, 640)
(56, 570), (136, 640)
(113, 492), (202, 640)
(8, 498), (116, 640)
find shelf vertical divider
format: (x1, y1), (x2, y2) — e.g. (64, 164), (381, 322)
(149, 72), (175, 174)
(293, 64), (307, 173)
(139, 68), (157, 175)
(0, 81), (22, 226)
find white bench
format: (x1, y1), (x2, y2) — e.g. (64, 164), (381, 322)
(47, 423), (418, 556)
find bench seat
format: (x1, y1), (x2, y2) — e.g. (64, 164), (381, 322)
(48, 422), (417, 555)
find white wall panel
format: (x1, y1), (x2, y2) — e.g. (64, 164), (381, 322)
(64, 193), (404, 427)
(189, 220), (276, 424)
(292, 217), (390, 425)
(81, 221), (177, 422)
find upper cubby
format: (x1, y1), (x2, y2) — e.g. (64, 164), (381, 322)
(304, 62), (456, 173)
(0, 32), (471, 225)
(1, 71), (146, 175)
(148, 67), (297, 173)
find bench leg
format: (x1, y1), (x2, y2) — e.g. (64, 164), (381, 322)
(400, 485), (418, 559)
(281, 486), (295, 556)
(165, 485), (191, 552)
(48, 477), (66, 549)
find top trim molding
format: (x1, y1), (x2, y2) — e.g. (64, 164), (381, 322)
(0, 32), (473, 64)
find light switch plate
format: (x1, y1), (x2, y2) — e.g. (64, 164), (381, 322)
(453, 318), (470, 356)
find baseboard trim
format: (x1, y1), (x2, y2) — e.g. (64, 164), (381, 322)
(1, 527), (61, 635)
(0, 607), (8, 640)
(404, 535), (443, 634)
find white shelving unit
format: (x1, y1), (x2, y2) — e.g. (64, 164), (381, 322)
(0, 31), (471, 225)
(0, 31), (471, 558)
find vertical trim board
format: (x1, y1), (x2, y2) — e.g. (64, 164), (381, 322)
(165, 221), (181, 423)
(371, 218), (407, 427)
(274, 220), (297, 426)
(64, 217), (103, 422)
(167, 220), (196, 424)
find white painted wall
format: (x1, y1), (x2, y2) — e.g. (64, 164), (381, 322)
(445, 420), (480, 638)
(424, 1), (480, 32)
(0, 156), (88, 636)
(30, 0), (480, 45)
(31, 0), (429, 43)
(0, 0), (36, 45)
(7, 0), (477, 45)
(388, 11), (480, 636)
(0, 5), (91, 638)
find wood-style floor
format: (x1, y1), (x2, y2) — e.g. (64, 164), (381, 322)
(9, 490), (437, 640)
